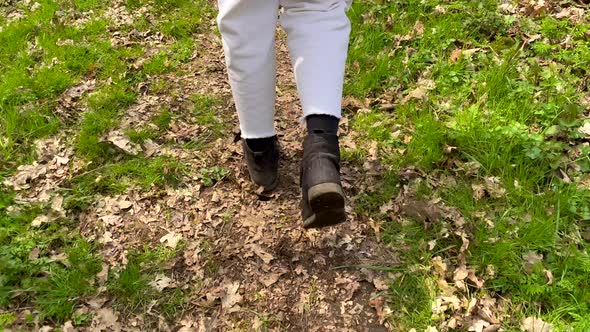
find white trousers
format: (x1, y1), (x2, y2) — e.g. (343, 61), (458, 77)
(217, 0), (352, 139)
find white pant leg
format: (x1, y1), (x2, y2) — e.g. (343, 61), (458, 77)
(217, 0), (279, 139)
(279, 0), (351, 119)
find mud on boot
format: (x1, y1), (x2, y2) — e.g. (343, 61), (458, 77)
(301, 133), (346, 228)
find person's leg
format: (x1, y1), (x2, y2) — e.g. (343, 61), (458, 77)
(217, 0), (279, 139)
(279, 0), (352, 228)
(279, 0), (351, 121)
(218, 0), (281, 190)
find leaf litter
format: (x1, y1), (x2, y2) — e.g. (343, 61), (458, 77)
(4, 0), (572, 329)
(2, 8), (402, 328)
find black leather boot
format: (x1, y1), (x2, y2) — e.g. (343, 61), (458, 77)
(242, 136), (279, 191)
(301, 133), (346, 228)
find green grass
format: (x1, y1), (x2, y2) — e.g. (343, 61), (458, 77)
(1, 0), (212, 327)
(347, 0), (590, 329)
(107, 246), (190, 321)
(2, 0), (589, 329)
(0, 190), (102, 321)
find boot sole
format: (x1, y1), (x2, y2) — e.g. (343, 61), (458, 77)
(252, 174), (279, 192)
(303, 183), (346, 229)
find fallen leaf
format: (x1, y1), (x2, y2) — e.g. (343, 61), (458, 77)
(96, 263), (109, 286)
(462, 48), (481, 56)
(428, 239), (437, 250)
(434, 5), (446, 14)
(450, 48), (463, 63)
(105, 130), (141, 155)
(372, 276), (389, 290)
(578, 122), (590, 136)
(248, 244), (274, 264)
(118, 200), (133, 210)
(413, 21), (425, 36)
(142, 138), (160, 157)
(521, 317), (552, 332)
(468, 318), (490, 332)
(48, 253), (70, 267)
(260, 272), (281, 287)
(499, 3), (516, 14)
(453, 265), (469, 281)
(544, 269), (554, 285)
(483, 325), (501, 332)
(379, 200), (394, 214)
(160, 232), (182, 249)
(62, 321), (75, 332)
(221, 281), (242, 310)
(432, 256), (447, 276)
(402, 79), (436, 104)
(31, 215), (51, 227)
(93, 308), (121, 332)
(368, 295), (388, 324)
(484, 177), (506, 198)
(472, 183), (486, 200)
(51, 195), (65, 216)
(150, 274), (175, 292)
(523, 251), (543, 274)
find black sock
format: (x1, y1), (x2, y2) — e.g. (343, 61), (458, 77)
(306, 114), (339, 135)
(245, 136), (275, 152)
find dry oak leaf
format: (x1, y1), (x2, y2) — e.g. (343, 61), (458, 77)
(93, 307), (121, 332)
(260, 272), (282, 287)
(105, 130), (141, 155)
(160, 231), (183, 249)
(402, 79), (436, 104)
(248, 243), (274, 264)
(221, 281), (243, 310)
(150, 274), (175, 292)
(521, 316), (552, 332)
(484, 176), (506, 198)
(472, 183), (486, 200)
(372, 276), (390, 291)
(453, 265), (469, 281)
(450, 48), (482, 63)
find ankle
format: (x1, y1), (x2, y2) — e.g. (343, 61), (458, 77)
(245, 136), (275, 152)
(306, 114), (339, 135)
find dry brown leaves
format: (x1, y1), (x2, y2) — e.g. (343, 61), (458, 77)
(402, 78), (436, 104)
(472, 176), (507, 200)
(4, 8), (402, 330)
(505, 0), (588, 23)
(378, 167), (512, 331)
(521, 316), (553, 332)
(3, 136), (80, 207)
(55, 79), (96, 124)
(449, 48), (483, 64)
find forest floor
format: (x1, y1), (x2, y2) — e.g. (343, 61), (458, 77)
(1, 0), (590, 331)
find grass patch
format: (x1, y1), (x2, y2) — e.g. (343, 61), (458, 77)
(107, 246), (190, 321)
(348, 0), (590, 329)
(189, 93), (228, 140)
(65, 155), (187, 212)
(0, 190), (102, 322)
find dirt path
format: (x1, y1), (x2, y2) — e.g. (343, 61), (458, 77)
(87, 31), (396, 330)
(4, 22), (397, 330)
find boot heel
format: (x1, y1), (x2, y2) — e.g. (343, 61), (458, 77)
(308, 183), (345, 205)
(304, 183), (346, 228)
